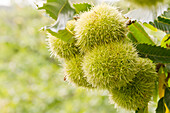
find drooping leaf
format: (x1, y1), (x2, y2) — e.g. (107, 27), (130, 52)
(39, 0), (76, 42)
(150, 16), (170, 34)
(45, 26), (74, 42)
(165, 87), (170, 111)
(73, 3), (92, 14)
(128, 22), (155, 45)
(156, 97), (166, 113)
(136, 44), (170, 63)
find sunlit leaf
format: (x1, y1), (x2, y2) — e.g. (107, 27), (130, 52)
(124, 5), (168, 23)
(143, 23), (166, 45)
(128, 22), (155, 45)
(143, 23), (157, 31)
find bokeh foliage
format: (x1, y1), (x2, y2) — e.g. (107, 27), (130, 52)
(0, 5), (121, 113)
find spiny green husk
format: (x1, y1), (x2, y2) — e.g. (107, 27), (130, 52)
(64, 55), (93, 88)
(48, 35), (79, 60)
(126, 0), (164, 7)
(47, 20), (80, 60)
(82, 41), (139, 89)
(75, 4), (127, 53)
(109, 58), (157, 110)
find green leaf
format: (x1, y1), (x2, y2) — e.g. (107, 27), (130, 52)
(143, 23), (166, 45)
(136, 44), (170, 63)
(73, 3), (92, 14)
(38, 0), (74, 20)
(127, 32), (138, 43)
(163, 10), (170, 18)
(153, 81), (159, 103)
(143, 23), (157, 31)
(164, 87), (170, 111)
(150, 16), (170, 34)
(46, 27), (74, 42)
(161, 34), (170, 72)
(128, 22), (155, 45)
(39, 0), (75, 42)
(156, 97), (166, 113)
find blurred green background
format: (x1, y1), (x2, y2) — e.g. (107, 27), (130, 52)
(0, 1), (122, 113)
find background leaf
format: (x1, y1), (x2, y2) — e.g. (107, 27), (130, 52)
(136, 44), (170, 63)
(156, 97), (166, 113)
(165, 87), (170, 111)
(0, 4), (125, 113)
(73, 3), (92, 13)
(150, 16), (170, 34)
(163, 10), (170, 18)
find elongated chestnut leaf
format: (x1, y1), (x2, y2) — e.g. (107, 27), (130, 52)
(150, 16), (170, 34)
(128, 22), (155, 45)
(136, 43), (170, 63)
